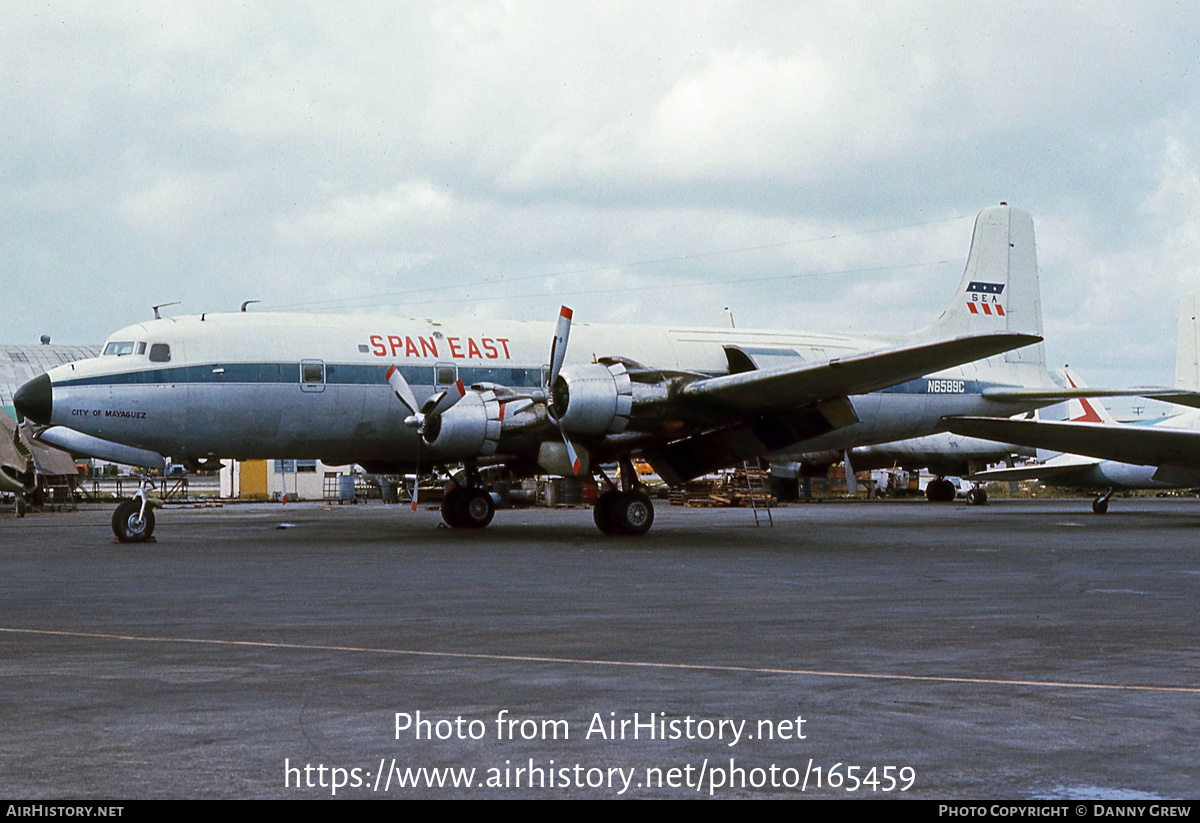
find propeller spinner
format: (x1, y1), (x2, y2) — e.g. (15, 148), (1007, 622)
(385, 365), (467, 509)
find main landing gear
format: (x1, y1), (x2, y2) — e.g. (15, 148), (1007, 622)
(436, 459), (657, 536)
(440, 485), (495, 529)
(592, 457), (654, 536)
(925, 477), (957, 503)
(593, 489), (655, 536)
(1092, 489), (1113, 514)
(439, 465), (496, 530)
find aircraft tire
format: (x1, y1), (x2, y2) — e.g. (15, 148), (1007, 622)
(593, 491), (619, 534)
(926, 479), (954, 503)
(455, 488), (495, 529)
(612, 491), (654, 536)
(1092, 498), (1109, 515)
(14, 497), (27, 518)
(111, 499), (155, 543)
(441, 487), (464, 528)
(966, 487), (987, 506)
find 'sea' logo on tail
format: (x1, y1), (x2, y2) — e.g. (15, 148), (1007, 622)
(965, 281), (1005, 316)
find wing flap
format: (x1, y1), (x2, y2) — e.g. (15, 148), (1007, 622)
(683, 332), (1040, 411)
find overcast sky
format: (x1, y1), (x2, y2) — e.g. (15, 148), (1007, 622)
(4, 1), (1199, 402)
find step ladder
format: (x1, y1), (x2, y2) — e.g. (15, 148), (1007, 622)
(742, 458), (773, 527)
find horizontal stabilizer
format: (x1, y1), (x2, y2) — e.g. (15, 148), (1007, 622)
(982, 386), (1200, 408)
(943, 416), (1200, 470)
(683, 331), (1041, 411)
(968, 453), (1100, 482)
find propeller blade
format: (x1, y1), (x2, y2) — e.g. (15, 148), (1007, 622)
(843, 450), (858, 496)
(558, 422), (582, 476)
(411, 439), (421, 511)
(386, 365), (419, 415)
(548, 306), (572, 387)
(425, 379), (466, 419)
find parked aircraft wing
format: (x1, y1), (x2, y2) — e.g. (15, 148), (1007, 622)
(944, 417), (1200, 469)
(1139, 390), (1200, 409)
(967, 453), (1100, 482)
(981, 386), (1200, 408)
(682, 331), (1041, 411)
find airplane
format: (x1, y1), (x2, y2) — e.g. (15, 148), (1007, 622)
(944, 292), (1200, 513)
(16, 204), (1089, 542)
(774, 430), (1035, 504)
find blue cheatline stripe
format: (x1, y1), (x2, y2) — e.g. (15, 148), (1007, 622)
(53, 363), (547, 390)
(52, 365), (1006, 395)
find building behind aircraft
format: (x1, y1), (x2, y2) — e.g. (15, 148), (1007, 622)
(1, 341), (99, 509)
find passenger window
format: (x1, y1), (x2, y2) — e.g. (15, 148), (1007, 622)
(302, 362), (324, 383)
(436, 365), (457, 385)
(149, 344), (171, 363)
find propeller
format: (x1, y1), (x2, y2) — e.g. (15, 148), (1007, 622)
(546, 306), (581, 476)
(386, 365), (467, 509)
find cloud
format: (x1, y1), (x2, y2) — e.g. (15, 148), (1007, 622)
(1, 0), (1199, 397)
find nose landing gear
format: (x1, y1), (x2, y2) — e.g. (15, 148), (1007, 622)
(111, 476), (160, 543)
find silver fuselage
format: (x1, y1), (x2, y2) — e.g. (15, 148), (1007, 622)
(34, 312), (1050, 468)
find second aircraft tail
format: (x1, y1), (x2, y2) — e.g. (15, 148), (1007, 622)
(917, 204), (1046, 371)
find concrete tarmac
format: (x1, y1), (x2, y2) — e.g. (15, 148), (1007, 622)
(0, 498), (1197, 799)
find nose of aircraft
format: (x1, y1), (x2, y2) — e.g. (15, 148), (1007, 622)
(13, 373), (52, 424)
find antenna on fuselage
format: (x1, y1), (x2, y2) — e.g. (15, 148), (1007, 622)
(152, 302), (181, 320)
(240, 300), (261, 312)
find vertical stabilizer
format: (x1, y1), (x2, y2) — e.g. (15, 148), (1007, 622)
(918, 205), (1045, 368)
(1047, 367), (1117, 425)
(1176, 292), (1200, 390)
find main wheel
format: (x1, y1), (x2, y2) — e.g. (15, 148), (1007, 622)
(441, 486), (464, 528)
(925, 478), (954, 503)
(965, 487), (987, 506)
(1092, 497), (1109, 515)
(611, 491), (654, 536)
(455, 488), (495, 529)
(111, 499), (155, 543)
(593, 491), (619, 534)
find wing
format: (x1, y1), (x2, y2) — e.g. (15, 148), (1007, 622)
(943, 417), (1200, 470)
(387, 326), (1041, 485)
(686, 333), (1041, 411)
(637, 331), (1040, 484)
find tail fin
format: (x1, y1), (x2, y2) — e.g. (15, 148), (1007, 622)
(1176, 291), (1200, 390)
(1046, 367), (1117, 424)
(918, 205), (1045, 368)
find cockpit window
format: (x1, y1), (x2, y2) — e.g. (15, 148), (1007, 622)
(137, 342), (147, 355)
(149, 343), (171, 363)
(103, 342), (135, 356)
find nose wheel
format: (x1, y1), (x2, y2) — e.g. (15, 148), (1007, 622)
(112, 498), (155, 543)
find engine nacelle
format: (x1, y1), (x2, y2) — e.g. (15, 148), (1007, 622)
(423, 390), (502, 459)
(551, 363), (633, 435)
